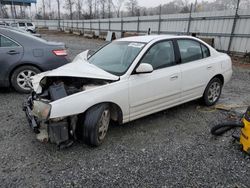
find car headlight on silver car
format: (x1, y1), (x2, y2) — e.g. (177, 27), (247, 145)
(32, 101), (51, 120)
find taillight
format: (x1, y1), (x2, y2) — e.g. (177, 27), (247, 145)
(52, 49), (67, 56)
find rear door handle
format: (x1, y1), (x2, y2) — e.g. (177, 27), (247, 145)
(7, 50), (20, 55)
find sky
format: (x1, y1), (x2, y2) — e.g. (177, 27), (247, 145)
(136, 0), (212, 8)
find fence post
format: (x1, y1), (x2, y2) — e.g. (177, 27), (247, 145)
(82, 20), (84, 34)
(187, 3), (193, 35)
(158, 5), (162, 34)
(228, 0), (240, 53)
(99, 19), (101, 34)
(137, 17), (140, 33)
(109, 18), (111, 31)
(90, 20), (92, 31)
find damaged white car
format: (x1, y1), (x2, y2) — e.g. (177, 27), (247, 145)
(23, 35), (232, 148)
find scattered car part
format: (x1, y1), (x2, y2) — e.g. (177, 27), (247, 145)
(211, 106), (250, 154)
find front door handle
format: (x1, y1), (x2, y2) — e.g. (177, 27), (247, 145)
(207, 66), (213, 70)
(170, 75), (178, 80)
(7, 50), (20, 55)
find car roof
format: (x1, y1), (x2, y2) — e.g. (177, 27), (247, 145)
(116, 35), (199, 43)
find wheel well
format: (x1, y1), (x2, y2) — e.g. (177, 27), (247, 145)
(213, 74), (224, 85)
(9, 64), (43, 85)
(86, 102), (123, 125)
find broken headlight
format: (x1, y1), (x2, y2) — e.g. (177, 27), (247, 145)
(32, 101), (51, 120)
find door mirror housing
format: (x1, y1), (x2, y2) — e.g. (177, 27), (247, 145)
(136, 63), (153, 74)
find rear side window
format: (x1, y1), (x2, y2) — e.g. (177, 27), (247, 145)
(177, 39), (203, 63)
(27, 23), (33, 27)
(0, 35), (19, 47)
(201, 44), (210, 58)
(18, 22), (25, 27)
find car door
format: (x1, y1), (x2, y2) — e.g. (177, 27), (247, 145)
(176, 39), (215, 102)
(128, 40), (181, 121)
(0, 34), (23, 84)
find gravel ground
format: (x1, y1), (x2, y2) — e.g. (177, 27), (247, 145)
(0, 33), (250, 187)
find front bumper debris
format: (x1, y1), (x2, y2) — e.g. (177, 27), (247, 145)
(23, 95), (39, 133)
(23, 94), (74, 148)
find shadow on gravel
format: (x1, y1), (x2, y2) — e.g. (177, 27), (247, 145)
(0, 87), (15, 93)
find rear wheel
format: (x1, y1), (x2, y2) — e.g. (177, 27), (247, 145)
(11, 65), (40, 93)
(82, 104), (110, 146)
(203, 77), (222, 106)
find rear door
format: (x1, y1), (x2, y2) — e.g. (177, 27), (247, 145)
(0, 34), (23, 81)
(176, 39), (215, 101)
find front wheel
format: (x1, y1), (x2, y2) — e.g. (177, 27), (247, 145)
(83, 104), (111, 146)
(203, 77), (222, 106)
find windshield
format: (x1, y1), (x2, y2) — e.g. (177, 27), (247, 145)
(88, 41), (145, 76)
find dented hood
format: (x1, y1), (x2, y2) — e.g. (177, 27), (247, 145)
(32, 50), (119, 93)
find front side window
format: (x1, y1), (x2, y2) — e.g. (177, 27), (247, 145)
(177, 39), (203, 63)
(88, 41), (145, 76)
(0, 35), (19, 47)
(140, 41), (175, 70)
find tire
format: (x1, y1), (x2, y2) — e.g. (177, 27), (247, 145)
(11, 65), (41, 93)
(203, 77), (222, 106)
(83, 104), (110, 146)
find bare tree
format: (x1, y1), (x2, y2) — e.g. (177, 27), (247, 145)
(107, 0), (112, 18)
(112, 0), (124, 17)
(125, 0), (138, 16)
(42, 0), (45, 19)
(45, 0), (52, 19)
(86, 0), (93, 19)
(65, 0), (75, 20)
(99, 0), (107, 18)
(76, 0), (83, 19)
(56, 0), (61, 28)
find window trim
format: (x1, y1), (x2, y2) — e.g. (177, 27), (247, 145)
(0, 34), (21, 48)
(132, 39), (178, 74)
(175, 38), (211, 64)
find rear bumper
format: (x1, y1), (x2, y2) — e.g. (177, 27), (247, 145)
(223, 69), (233, 85)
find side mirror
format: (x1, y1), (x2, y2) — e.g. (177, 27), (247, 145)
(136, 63), (153, 74)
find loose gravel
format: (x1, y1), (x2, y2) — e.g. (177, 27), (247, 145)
(0, 33), (250, 187)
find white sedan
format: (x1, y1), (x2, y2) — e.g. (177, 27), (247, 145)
(23, 35), (232, 148)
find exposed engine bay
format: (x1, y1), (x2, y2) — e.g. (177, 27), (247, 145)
(38, 76), (111, 101)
